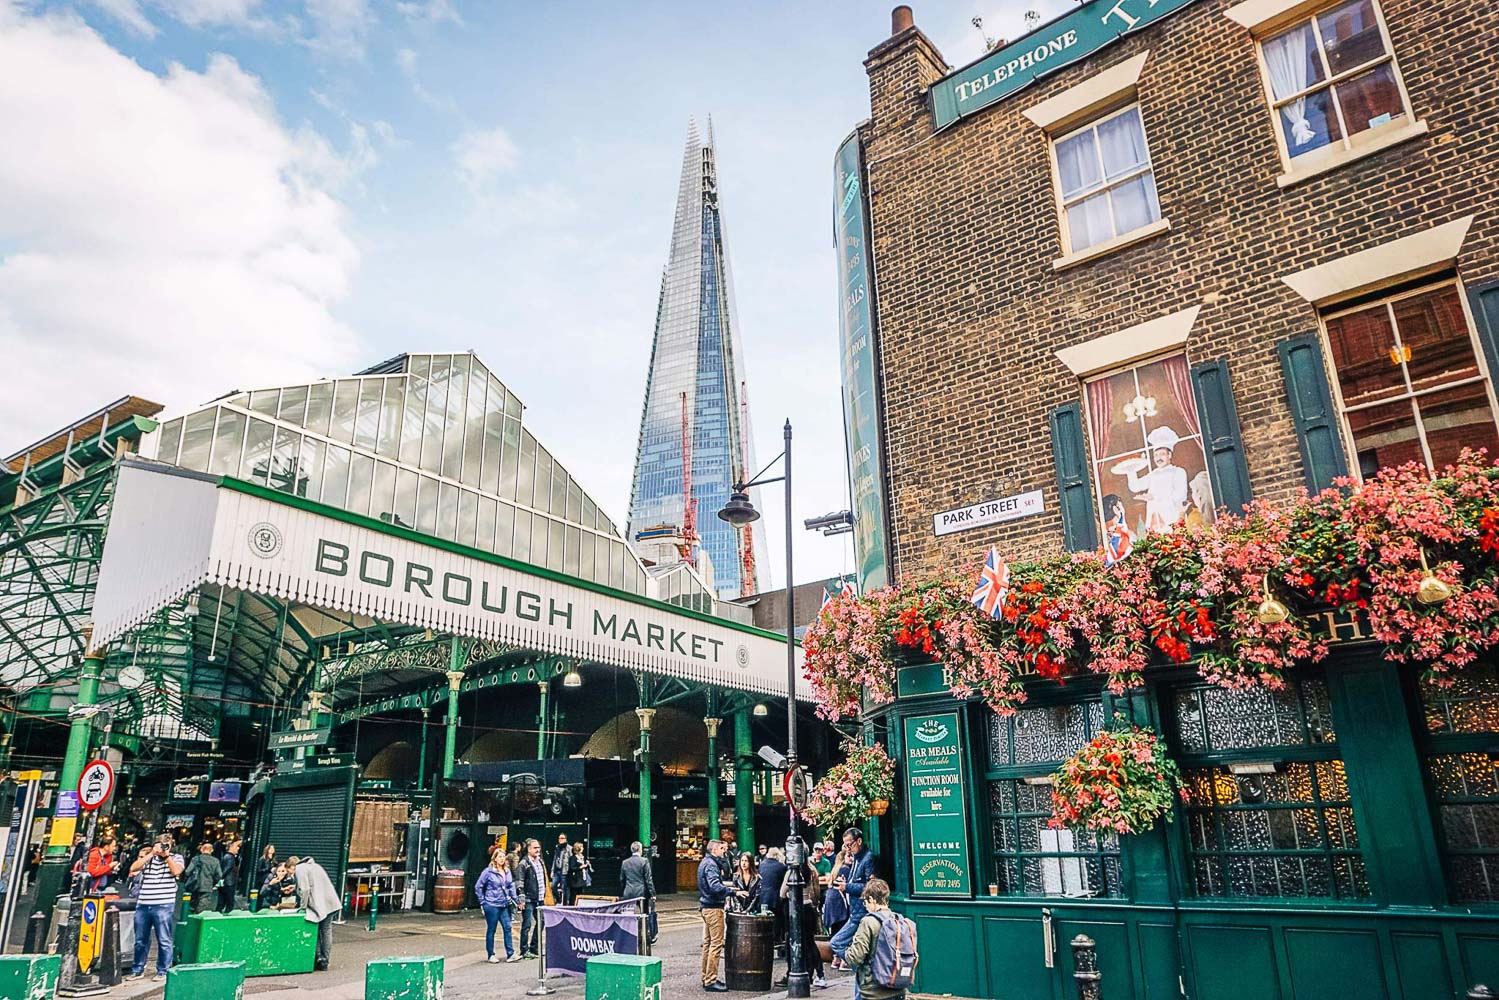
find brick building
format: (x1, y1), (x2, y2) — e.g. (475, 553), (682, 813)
(835, 1), (1499, 997)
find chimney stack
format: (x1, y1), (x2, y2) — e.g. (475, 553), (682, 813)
(891, 5), (914, 35)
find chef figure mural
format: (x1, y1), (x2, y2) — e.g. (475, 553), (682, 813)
(1086, 354), (1214, 547)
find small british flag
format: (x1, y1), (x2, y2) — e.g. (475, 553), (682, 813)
(971, 547), (1010, 620)
(839, 578), (856, 600)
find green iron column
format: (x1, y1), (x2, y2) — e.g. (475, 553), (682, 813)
(442, 636), (466, 781)
(536, 681), (550, 760)
(704, 716), (722, 842)
(636, 708), (656, 848)
(416, 707), (430, 791)
(34, 646), (105, 905)
(735, 709), (754, 850)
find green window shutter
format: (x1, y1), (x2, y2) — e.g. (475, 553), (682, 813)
(1469, 278), (1499, 381)
(1049, 401), (1098, 553)
(1276, 333), (1348, 493)
(1190, 360), (1253, 516)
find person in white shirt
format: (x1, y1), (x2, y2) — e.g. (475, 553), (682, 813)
(1126, 425), (1190, 534)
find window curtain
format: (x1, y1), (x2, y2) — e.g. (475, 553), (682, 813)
(1162, 354), (1201, 438)
(1086, 378), (1114, 463)
(1264, 24), (1318, 146)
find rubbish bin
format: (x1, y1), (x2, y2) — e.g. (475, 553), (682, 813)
(724, 912), (773, 993)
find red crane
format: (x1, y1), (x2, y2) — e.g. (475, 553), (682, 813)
(679, 391), (699, 565)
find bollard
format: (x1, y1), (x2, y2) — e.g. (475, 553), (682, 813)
(96, 908), (122, 987)
(249, 890), (258, 914)
(164, 962), (245, 1000)
(0, 955), (61, 999)
(366, 956), (443, 1000)
(1470, 987), (1495, 999)
(367, 885), (378, 931)
(1071, 934), (1102, 1000)
(585, 954), (662, 1000)
(334, 888), (349, 926)
(22, 911), (46, 955)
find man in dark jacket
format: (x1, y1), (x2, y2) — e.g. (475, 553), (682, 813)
(757, 847), (788, 951)
(550, 834), (571, 906)
(218, 839), (242, 912)
(829, 827), (877, 970)
(697, 840), (729, 993)
(518, 839), (547, 959)
(181, 842), (223, 914)
(619, 840), (657, 943)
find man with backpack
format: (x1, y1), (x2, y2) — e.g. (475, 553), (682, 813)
(842, 878), (918, 1000)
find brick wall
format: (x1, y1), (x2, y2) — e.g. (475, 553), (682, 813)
(858, 0), (1499, 584)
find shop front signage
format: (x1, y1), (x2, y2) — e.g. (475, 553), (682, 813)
(903, 711), (972, 897)
(170, 780), (203, 802)
(932, 0), (1204, 129)
(269, 727), (331, 750)
(932, 490), (1045, 537)
(309, 753), (353, 769)
(835, 131), (891, 593)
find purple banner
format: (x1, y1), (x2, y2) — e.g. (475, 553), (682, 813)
(542, 901), (643, 977)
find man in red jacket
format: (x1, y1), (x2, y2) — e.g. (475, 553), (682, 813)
(83, 835), (118, 892)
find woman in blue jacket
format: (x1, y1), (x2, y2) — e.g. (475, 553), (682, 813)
(474, 852), (522, 963)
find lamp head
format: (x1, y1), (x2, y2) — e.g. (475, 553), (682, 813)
(753, 702), (769, 717)
(562, 668), (583, 688)
(717, 491), (760, 526)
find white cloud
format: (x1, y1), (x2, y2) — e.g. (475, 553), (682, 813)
(395, 0), (460, 25)
(158, 0), (265, 29)
(302, 0), (370, 56)
(0, 5), (362, 441)
(451, 126), (519, 193)
(394, 46), (457, 114)
(87, 0), (157, 36)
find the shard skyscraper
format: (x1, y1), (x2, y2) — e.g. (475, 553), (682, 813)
(627, 120), (766, 599)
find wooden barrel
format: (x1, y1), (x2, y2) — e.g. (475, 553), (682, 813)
(432, 871), (466, 914)
(725, 912), (774, 992)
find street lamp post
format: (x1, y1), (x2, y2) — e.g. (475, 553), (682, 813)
(718, 419), (810, 999)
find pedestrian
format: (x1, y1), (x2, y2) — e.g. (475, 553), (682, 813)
(759, 847), (788, 945)
(253, 844), (277, 894)
(219, 839), (242, 912)
(83, 835), (118, 893)
(126, 836), (185, 982)
(261, 862), (297, 909)
(842, 878), (903, 1000)
(567, 842), (591, 899)
(517, 838), (546, 959)
(550, 834), (571, 906)
(758, 844), (769, 861)
(24, 844), (40, 892)
(474, 851), (521, 963)
(619, 841), (656, 943)
(697, 839), (730, 993)
(290, 855), (342, 972)
(181, 841), (223, 914)
(728, 852), (759, 914)
(828, 828), (876, 973)
(68, 833), (87, 872)
(780, 854), (828, 989)
(822, 844), (851, 942)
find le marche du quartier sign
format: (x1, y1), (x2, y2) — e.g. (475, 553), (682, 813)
(931, 0), (1203, 129)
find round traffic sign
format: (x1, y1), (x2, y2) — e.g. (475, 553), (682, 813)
(77, 759), (114, 810)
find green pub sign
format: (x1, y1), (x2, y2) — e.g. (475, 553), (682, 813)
(903, 711), (972, 897)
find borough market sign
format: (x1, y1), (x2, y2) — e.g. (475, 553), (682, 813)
(931, 0), (1204, 129)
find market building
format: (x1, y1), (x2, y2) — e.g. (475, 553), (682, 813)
(0, 352), (819, 911)
(835, 1), (1499, 996)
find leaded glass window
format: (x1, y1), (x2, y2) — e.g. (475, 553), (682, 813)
(984, 700), (1121, 898)
(1174, 676), (1370, 901)
(1419, 663), (1499, 902)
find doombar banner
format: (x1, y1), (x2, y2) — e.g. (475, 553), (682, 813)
(542, 900), (643, 977)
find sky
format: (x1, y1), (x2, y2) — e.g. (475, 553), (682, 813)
(0, 0), (1072, 589)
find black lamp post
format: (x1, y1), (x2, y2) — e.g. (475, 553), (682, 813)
(718, 419), (809, 999)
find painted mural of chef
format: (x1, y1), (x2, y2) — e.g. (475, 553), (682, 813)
(1125, 425), (1190, 535)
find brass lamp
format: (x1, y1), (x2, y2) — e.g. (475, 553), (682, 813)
(1417, 547), (1457, 605)
(1256, 576), (1289, 625)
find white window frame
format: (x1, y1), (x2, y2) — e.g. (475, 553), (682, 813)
(1250, 0), (1420, 180)
(1319, 278), (1499, 478)
(1048, 102), (1165, 264)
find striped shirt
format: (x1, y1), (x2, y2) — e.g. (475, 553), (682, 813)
(137, 853), (183, 906)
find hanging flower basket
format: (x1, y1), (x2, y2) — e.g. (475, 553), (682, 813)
(1048, 720), (1184, 836)
(801, 450), (1499, 717)
(805, 739), (896, 833)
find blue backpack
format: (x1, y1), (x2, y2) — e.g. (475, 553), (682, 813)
(869, 910), (919, 989)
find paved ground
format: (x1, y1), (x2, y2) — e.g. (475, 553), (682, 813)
(96, 899), (866, 999)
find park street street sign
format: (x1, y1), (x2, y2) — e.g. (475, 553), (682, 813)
(932, 489), (1044, 537)
(269, 727), (331, 750)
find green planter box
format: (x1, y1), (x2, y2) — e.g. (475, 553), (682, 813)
(0, 954), (59, 1000)
(165, 962), (245, 1000)
(176, 911), (316, 976)
(585, 954), (662, 1000)
(366, 955), (444, 1000)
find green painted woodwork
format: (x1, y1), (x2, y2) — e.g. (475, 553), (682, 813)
(442, 637), (466, 780)
(164, 962), (245, 1000)
(903, 711), (971, 896)
(175, 909), (316, 976)
(1468, 280), (1499, 391)
(1048, 401), (1098, 553)
(1277, 332), (1349, 493)
(735, 709), (753, 850)
(584, 953), (662, 999)
(0, 954), (59, 1000)
(875, 650), (1499, 999)
(896, 662), (947, 699)
(1190, 359), (1253, 515)
(366, 956), (444, 1000)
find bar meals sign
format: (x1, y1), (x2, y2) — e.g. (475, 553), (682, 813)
(931, 0), (1203, 129)
(933, 490), (1044, 537)
(93, 460), (809, 701)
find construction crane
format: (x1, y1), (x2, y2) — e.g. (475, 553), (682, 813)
(738, 381), (756, 598)
(679, 391), (699, 565)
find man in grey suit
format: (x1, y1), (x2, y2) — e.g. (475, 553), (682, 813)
(619, 841), (657, 943)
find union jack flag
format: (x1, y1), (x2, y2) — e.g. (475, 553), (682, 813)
(821, 577), (859, 611)
(971, 547), (1010, 620)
